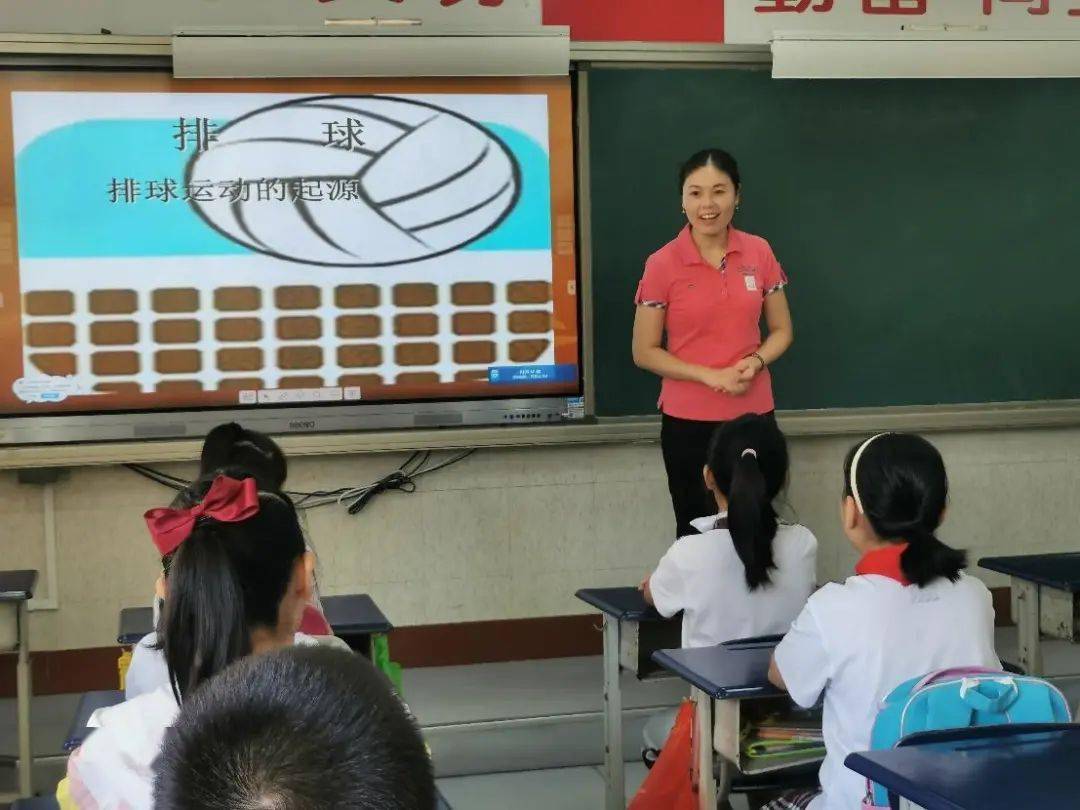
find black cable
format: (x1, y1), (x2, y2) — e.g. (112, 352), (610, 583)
(412, 448), (475, 478)
(126, 448), (477, 515)
(345, 469), (418, 515)
(343, 449), (475, 515)
(125, 463), (188, 491)
(291, 482), (362, 506)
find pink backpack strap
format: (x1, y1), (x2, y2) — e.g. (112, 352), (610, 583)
(912, 666), (1003, 692)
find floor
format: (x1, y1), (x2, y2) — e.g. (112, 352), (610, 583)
(1, 626), (1077, 809)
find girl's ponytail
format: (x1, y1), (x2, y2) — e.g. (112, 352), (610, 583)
(161, 526), (249, 701)
(898, 524), (966, 587)
(844, 433), (967, 587)
(707, 415), (788, 591)
(727, 450), (779, 590)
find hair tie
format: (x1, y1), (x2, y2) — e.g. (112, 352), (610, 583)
(144, 476), (260, 557)
(741, 448), (757, 459)
(850, 433), (888, 514)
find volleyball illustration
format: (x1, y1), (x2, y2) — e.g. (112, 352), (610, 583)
(187, 95), (521, 267)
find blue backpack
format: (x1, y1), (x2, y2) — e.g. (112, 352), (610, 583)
(863, 666), (1072, 808)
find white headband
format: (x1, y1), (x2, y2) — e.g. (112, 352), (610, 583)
(850, 433), (888, 514)
(741, 448), (757, 459)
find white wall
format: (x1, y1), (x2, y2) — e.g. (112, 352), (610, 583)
(5, 425), (1079, 652)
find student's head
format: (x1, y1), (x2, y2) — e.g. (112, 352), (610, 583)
(200, 422), (288, 492)
(703, 413), (789, 590)
(842, 432), (966, 587)
(679, 148), (741, 238)
(153, 646), (435, 810)
(148, 473), (313, 701)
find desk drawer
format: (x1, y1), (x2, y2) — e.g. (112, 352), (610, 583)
(714, 696), (824, 776)
(619, 618), (682, 680)
(1039, 586), (1080, 642)
(0, 603), (16, 651)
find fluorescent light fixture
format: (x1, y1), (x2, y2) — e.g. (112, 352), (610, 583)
(172, 27), (569, 78)
(323, 18), (422, 27)
(771, 32), (1080, 79)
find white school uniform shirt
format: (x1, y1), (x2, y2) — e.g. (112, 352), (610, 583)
(774, 572), (999, 810)
(649, 513), (818, 648)
(124, 632), (169, 701)
(65, 683), (178, 809)
(125, 629), (349, 700)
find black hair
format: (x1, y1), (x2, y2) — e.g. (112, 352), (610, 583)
(678, 148), (741, 193)
(153, 646), (435, 810)
(706, 413), (788, 591)
(843, 433), (966, 587)
(200, 422), (288, 492)
(159, 472), (306, 702)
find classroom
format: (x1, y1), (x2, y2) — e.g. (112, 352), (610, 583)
(1, 1), (1079, 808)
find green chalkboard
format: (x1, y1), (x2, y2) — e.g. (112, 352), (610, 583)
(587, 67), (1080, 417)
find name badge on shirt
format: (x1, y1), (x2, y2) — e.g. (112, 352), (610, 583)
(743, 273), (758, 292)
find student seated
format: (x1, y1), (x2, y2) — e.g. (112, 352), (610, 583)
(59, 474), (325, 809)
(642, 413), (818, 647)
(153, 645), (434, 810)
(638, 414), (816, 759)
(126, 423), (332, 700)
(766, 433), (999, 810)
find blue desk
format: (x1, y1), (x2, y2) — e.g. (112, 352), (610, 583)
(653, 640), (822, 810)
(64, 690), (124, 752)
(1, 569), (38, 801)
(652, 638), (782, 700)
(119, 594), (393, 656)
(117, 605), (153, 646)
(11, 797), (60, 810)
(846, 723), (1080, 810)
(575, 587), (681, 810)
(979, 553), (1080, 675)
(321, 594), (393, 656)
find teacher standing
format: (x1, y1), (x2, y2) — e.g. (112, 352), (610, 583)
(632, 149), (794, 538)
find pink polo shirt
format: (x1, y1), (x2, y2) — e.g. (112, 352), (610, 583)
(635, 225), (787, 422)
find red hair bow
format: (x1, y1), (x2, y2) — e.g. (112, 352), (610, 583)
(144, 475), (260, 556)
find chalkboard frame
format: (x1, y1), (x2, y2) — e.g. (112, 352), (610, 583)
(580, 62), (1080, 418)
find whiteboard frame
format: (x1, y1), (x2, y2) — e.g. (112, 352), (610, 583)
(2, 399), (1079, 470)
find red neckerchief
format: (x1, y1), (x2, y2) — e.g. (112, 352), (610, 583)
(855, 543), (911, 585)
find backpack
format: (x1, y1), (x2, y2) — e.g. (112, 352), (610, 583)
(863, 666), (1072, 808)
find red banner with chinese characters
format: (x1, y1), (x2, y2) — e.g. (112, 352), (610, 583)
(314, 0), (1077, 44)
(542, 0), (725, 43)
(727, 0), (1080, 44)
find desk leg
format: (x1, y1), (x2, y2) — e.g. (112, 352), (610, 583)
(16, 601), (33, 798)
(713, 698), (737, 807)
(691, 687), (716, 810)
(602, 616), (624, 810)
(1015, 578), (1043, 676)
(897, 797), (928, 810)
